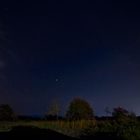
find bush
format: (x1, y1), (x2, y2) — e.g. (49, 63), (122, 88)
(0, 104), (16, 121)
(81, 118), (140, 140)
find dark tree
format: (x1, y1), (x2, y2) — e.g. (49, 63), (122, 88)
(112, 106), (130, 118)
(46, 99), (60, 120)
(66, 98), (94, 120)
(0, 104), (16, 121)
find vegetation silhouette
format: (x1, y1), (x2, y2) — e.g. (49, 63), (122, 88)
(45, 99), (61, 120)
(66, 98), (94, 120)
(0, 104), (16, 121)
(0, 101), (140, 140)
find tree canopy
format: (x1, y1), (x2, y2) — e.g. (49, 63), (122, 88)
(66, 98), (94, 120)
(112, 107), (130, 118)
(46, 99), (60, 120)
(0, 104), (16, 121)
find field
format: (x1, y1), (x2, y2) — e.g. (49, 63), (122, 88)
(0, 118), (140, 140)
(0, 120), (96, 137)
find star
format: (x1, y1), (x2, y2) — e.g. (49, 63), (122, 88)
(55, 78), (59, 82)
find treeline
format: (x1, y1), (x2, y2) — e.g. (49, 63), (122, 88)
(0, 97), (139, 121)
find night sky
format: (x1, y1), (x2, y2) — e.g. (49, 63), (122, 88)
(0, 1), (140, 116)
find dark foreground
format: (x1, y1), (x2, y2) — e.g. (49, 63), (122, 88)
(0, 126), (122, 140)
(0, 126), (77, 140)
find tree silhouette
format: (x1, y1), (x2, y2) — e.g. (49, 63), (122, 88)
(0, 104), (16, 121)
(112, 106), (130, 118)
(46, 99), (60, 120)
(66, 98), (94, 120)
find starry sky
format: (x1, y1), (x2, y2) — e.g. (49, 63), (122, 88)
(0, 1), (140, 116)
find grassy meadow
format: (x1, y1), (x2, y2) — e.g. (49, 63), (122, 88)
(0, 120), (96, 136)
(0, 118), (140, 140)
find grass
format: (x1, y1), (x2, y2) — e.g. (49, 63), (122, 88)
(0, 119), (96, 136)
(0, 119), (140, 139)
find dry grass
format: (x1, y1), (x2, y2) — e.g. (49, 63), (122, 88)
(0, 119), (97, 136)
